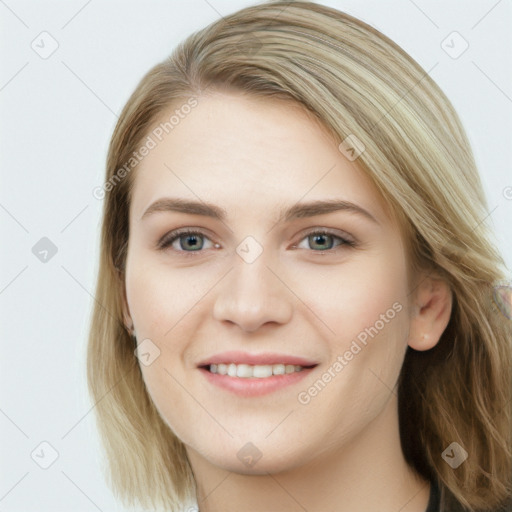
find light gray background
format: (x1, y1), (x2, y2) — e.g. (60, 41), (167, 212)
(1, 1), (511, 510)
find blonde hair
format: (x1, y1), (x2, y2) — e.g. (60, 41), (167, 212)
(87, 1), (512, 510)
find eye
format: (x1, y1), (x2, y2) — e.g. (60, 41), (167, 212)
(157, 228), (357, 256)
(157, 229), (215, 253)
(294, 229), (356, 252)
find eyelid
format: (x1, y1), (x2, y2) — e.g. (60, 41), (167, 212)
(157, 227), (217, 251)
(293, 226), (356, 246)
(157, 226), (357, 254)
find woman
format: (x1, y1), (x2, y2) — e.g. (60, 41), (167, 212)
(87, 1), (512, 510)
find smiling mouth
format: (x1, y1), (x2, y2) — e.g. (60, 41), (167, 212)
(200, 363), (317, 378)
(198, 362), (318, 397)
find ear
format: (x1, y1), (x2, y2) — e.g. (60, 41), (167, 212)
(408, 274), (453, 351)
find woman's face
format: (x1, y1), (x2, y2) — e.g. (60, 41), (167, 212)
(123, 90), (414, 474)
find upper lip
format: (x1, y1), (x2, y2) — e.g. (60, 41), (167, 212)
(197, 351), (319, 367)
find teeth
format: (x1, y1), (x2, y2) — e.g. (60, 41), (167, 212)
(273, 364), (285, 375)
(209, 363), (306, 378)
(227, 363), (237, 377)
(253, 365), (273, 378)
(236, 364), (252, 378)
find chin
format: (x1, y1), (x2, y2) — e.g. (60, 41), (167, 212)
(187, 432), (313, 476)
(209, 452), (303, 476)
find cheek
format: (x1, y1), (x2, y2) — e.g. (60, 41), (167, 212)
(297, 255), (410, 439)
(306, 247), (409, 347)
(301, 242), (411, 413)
(125, 259), (204, 439)
(125, 257), (214, 406)
(126, 257), (208, 340)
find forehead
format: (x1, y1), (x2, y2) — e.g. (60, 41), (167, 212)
(130, 91), (390, 224)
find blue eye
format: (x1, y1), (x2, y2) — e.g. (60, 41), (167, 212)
(157, 228), (356, 255)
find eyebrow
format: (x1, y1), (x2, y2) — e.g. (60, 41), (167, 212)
(140, 197), (379, 225)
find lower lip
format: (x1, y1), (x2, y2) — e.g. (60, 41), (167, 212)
(199, 367), (316, 397)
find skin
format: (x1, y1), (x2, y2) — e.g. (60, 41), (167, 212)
(122, 90), (452, 512)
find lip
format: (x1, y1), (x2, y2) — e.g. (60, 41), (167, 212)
(197, 351), (319, 397)
(198, 365), (317, 397)
(196, 350), (319, 367)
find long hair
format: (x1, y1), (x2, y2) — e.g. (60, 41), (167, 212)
(87, 1), (512, 510)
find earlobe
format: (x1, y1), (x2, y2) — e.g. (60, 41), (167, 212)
(408, 276), (453, 351)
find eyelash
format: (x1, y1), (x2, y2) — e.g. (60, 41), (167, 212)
(157, 228), (357, 256)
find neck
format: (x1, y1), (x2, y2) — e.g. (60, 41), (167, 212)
(187, 395), (431, 512)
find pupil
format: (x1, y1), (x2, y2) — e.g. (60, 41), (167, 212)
(184, 235), (202, 250)
(312, 234), (332, 250)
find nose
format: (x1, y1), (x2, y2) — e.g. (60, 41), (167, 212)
(212, 252), (293, 333)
